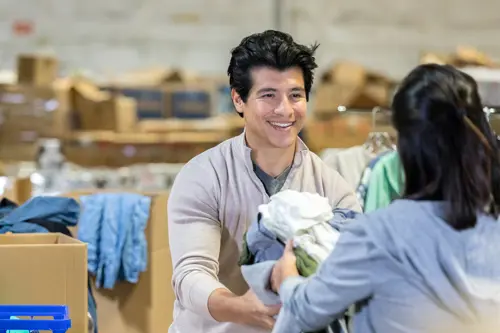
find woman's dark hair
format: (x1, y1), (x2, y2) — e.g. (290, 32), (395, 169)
(227, 30), (319, 117)
(392, 64), (500, 229)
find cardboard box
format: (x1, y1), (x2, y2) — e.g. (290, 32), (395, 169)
(306, 112), (372, 152)
(60, 131), (227, 166)
(420, 46), (497, 68)
(52, 78), (73, 134)
(314, 61), (394, 116)
(0, 176), (33, 204)
(0, 143), (39, 162)
(0, 83), (70, 143)
(71, 80), (111, 130)
(165, 83), (215, 119)
(110, 83), (216, 120)
(114, 87), (166, 119)
(306, 110), (394, 152)
(65, 191), (174, 333)
(17, 54), (59, 86)
(100, 67), (201, 119)
(313, 83), (361, 118)
(0, 233), (88, 333)
(453, 46), (495, 68)
(419, 52), (450, 65)
(137, 116), (244, 133)
(72, 81), (138, 132)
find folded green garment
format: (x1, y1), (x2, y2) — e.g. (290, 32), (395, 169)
(294, 246), (319, 277)
(239, 233), (319, 277)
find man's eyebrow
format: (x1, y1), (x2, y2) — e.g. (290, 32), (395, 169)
(256, 88), (277, 94)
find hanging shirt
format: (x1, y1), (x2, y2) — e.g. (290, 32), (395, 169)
(321, 146), (374, 191)
(355, 150), (393, 211)
(78, 193), (152, 289)
(363, 151), (404, 213)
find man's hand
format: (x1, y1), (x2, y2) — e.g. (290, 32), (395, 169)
(235, 289), (281, 330)
(208, 288), (280, 330)
(271, 240), (299, 292)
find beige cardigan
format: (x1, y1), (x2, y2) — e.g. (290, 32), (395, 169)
(167, 132), (361, 333)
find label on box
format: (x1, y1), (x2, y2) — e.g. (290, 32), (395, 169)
(170, 90), (211, 119)
(19, 130), (38, 142)
(102, 87), (167, 119)
(122, 145), (137, 157)
(216, 84), (234, 115)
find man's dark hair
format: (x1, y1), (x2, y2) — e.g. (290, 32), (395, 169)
(392, 64), (500, 230)
(227, 30), (319, 117)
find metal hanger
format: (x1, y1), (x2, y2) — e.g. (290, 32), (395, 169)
(363, 106), (396, 155)
(484, 106), (497, 123)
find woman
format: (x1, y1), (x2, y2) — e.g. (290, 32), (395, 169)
(270, 64), (500, 333)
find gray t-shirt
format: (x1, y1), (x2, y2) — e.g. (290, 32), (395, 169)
(253, 162), (292, 196)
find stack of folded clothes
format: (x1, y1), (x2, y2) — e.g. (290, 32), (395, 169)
(238, 190), (359, 333)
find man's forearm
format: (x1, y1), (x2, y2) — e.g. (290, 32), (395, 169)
(207, 288), (245, 323)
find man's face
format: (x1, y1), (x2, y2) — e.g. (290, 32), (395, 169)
(233, 66), (307, 149)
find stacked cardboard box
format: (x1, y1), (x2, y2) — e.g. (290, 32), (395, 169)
(0, 55), (243, 165)
(17, 54), (59, 86)
(0, 54), (70, 161)
(71, 78), (137, 132)
(420, 46), (496, 68)
(421, 46), (500, 108)
(313, 61), (395, 118)
(59, 129), (234, 167)
(101, 67), (216, 120)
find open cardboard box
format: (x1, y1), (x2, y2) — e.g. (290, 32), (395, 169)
(0, 233), (88, 333)
(65, 190), (174, 333)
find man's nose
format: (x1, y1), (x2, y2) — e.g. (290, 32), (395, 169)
(274, 96), (293, 116)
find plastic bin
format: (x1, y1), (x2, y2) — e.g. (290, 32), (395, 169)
(0, 305), (71, 333)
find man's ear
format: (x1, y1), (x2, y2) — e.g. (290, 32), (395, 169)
(231, 89), (244, 116)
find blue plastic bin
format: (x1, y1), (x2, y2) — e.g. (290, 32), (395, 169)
(0, 305), (71, 333)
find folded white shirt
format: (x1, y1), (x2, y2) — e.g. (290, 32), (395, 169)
(259, 190), (340, 263)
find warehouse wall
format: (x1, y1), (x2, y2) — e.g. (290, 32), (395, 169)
(1, 0), (498, 81)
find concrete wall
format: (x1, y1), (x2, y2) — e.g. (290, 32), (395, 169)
(1, 0), (498, 81)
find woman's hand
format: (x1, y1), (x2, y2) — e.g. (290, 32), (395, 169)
(271, 240), (300, 293)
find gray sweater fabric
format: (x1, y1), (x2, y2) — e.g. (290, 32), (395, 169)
(167, 131), (360, 333)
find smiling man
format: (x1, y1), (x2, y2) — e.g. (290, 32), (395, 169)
(167, 30), (361, 333)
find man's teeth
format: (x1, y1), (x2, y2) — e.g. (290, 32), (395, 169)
(270, 122), (292, 128)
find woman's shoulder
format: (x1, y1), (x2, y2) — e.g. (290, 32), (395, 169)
(347, 200), (444, 247)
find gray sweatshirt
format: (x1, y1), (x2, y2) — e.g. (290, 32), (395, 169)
(275, 199), (500, 333)
(167, 132), (360, 333)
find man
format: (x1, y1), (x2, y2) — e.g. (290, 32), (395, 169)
(167, 30), (360, 333)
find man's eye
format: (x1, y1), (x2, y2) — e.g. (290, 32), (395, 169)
(262, 94), (274, 98)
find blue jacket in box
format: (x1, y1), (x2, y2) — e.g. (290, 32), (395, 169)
(0, 196), (79, 233)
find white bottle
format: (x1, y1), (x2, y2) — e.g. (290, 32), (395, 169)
(35, 139), (67, 194)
